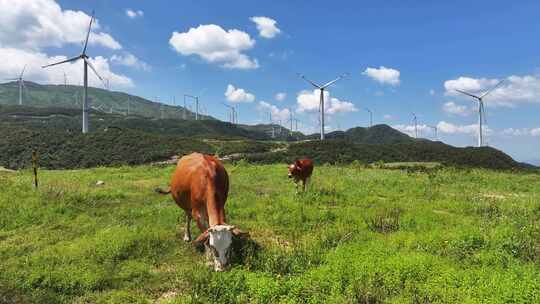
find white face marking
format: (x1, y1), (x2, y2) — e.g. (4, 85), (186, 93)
(288, 164), (296, 178)
(208, 225), (233, 271)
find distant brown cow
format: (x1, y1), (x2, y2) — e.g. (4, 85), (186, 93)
(156, 152), (247, 271)
(288, 158), (314, 193)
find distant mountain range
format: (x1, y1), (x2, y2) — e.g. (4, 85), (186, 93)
(0, 81), (213, 120)
(0, 82), (533, 171)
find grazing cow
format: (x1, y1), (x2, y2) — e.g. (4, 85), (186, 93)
(156, 152), (247, 271)
(288, 158), (314, 193)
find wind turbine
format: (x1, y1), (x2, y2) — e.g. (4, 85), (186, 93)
(364, 107), (373, 128)
(412, 113), (418, 139)
(298, 73), (347, 140)
(428, 125), (438, 140)
(6, 65), (27, 105)
(42, 11), (105, 134)
(222, 103), (236, 124)
(454, 79), (505, 147)
(63, 69), (68, 88)
(184, 94), (199, 120)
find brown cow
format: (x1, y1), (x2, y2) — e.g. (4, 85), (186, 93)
(157, 152), (247, 271)
(288, 158), (314, 193)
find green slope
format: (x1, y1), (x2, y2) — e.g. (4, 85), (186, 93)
(0, 105), (529, 170)
(0, 81), (212, 120)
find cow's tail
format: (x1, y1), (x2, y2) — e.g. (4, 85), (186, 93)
(154, 187), (171, 195)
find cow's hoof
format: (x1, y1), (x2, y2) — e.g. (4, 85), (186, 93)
(183, 235), (191, 242)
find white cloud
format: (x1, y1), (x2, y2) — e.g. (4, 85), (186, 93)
(275, 92), (287, 101)
(250, 16), (281, 39)
(442, 101), (472, 116)
(363, 66), (400, 86)
(258, 101), (290, 122)
(225, 84), (255, 103)
(0, 47), (133, 88)
(169, 24), (258, 69)
(383, 114), (394, 120)
(444, 75), (540, 107)
(126, 9), (143, 19)
(0, 0), (121, 50)
(502, 128), (540, 137)
(111, 53), (151, 71)
(296, 89), (357, 114)
(436, 121), (490, 135)
(393, 124), (431, 137)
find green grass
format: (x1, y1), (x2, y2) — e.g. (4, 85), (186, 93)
(1, 164), (540, 303)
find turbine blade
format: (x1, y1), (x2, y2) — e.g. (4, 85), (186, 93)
(42, 56), (80, 68)
(82, 11), (95, 55)
(20, 64), (27, 78)
(321, 73), (348, 89)
(480, 78), (506, 99)
(84, 57), (105, 85)
(455, 89), (480, 100)
(297, 73), (321, 88)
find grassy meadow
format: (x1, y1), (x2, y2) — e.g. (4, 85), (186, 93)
(1, 163), (540, 303)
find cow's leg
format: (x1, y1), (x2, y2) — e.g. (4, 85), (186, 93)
(295, 180), (299, 195)
(303, 178), (308, 192)
(183, 211), (192, 242)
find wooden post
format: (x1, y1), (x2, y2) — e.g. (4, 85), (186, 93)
(32, 150), (38, 189)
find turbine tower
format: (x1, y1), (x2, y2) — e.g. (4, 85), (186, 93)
(298, 73), (347, 140)
(364, 107), (373, 128)
(428, 125), (438, 140)
(222, 103), (236, 124)
(42, 11), (105, 134)
(184, 94), (199, 120)
(454, 79), (505, 147)
(6, 65), (27, 105)
(412, 113), (418, 139)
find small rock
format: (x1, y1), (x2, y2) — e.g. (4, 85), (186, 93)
(96, 180), (105, 186)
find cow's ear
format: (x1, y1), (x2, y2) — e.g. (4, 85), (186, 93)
(232, 227), (250, 238)
(193, 230), (209, 245)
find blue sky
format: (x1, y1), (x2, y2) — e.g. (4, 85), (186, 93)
(1, 0), (539, 163)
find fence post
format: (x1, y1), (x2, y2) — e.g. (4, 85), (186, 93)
(32, 150), (38, 189)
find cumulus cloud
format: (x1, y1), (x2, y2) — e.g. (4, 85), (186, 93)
(444, 75), (540, 107)
(275, 92), (286, 101)
(442, 101), (472, 116)
(0, 0), (132, 88)
(393, 124), (432, 137)
(258, 101), (290, 121)
(296, 89), (357, 114)
(363, 66), (400, 86)
(502, 128), (540, 137)
(250, 16), (281, 39)
(169, 24), (258, 69)
(110, 53), (151, 71)
(224, 84), (255, 103)
(0, 0), (121, 50)
(0, 47), (133, 88)
(126, 9), (143, 19)
(394, 121), (487, 138)
(436, 121), (491, 135)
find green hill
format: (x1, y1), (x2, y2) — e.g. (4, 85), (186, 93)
(0, 81), (212, 120)
(316, 124), (414, 144)
(0, 105), (530, 171)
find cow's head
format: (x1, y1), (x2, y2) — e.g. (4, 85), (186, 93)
(288, 160), (302, 179)
(194, 225), (249, 271)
